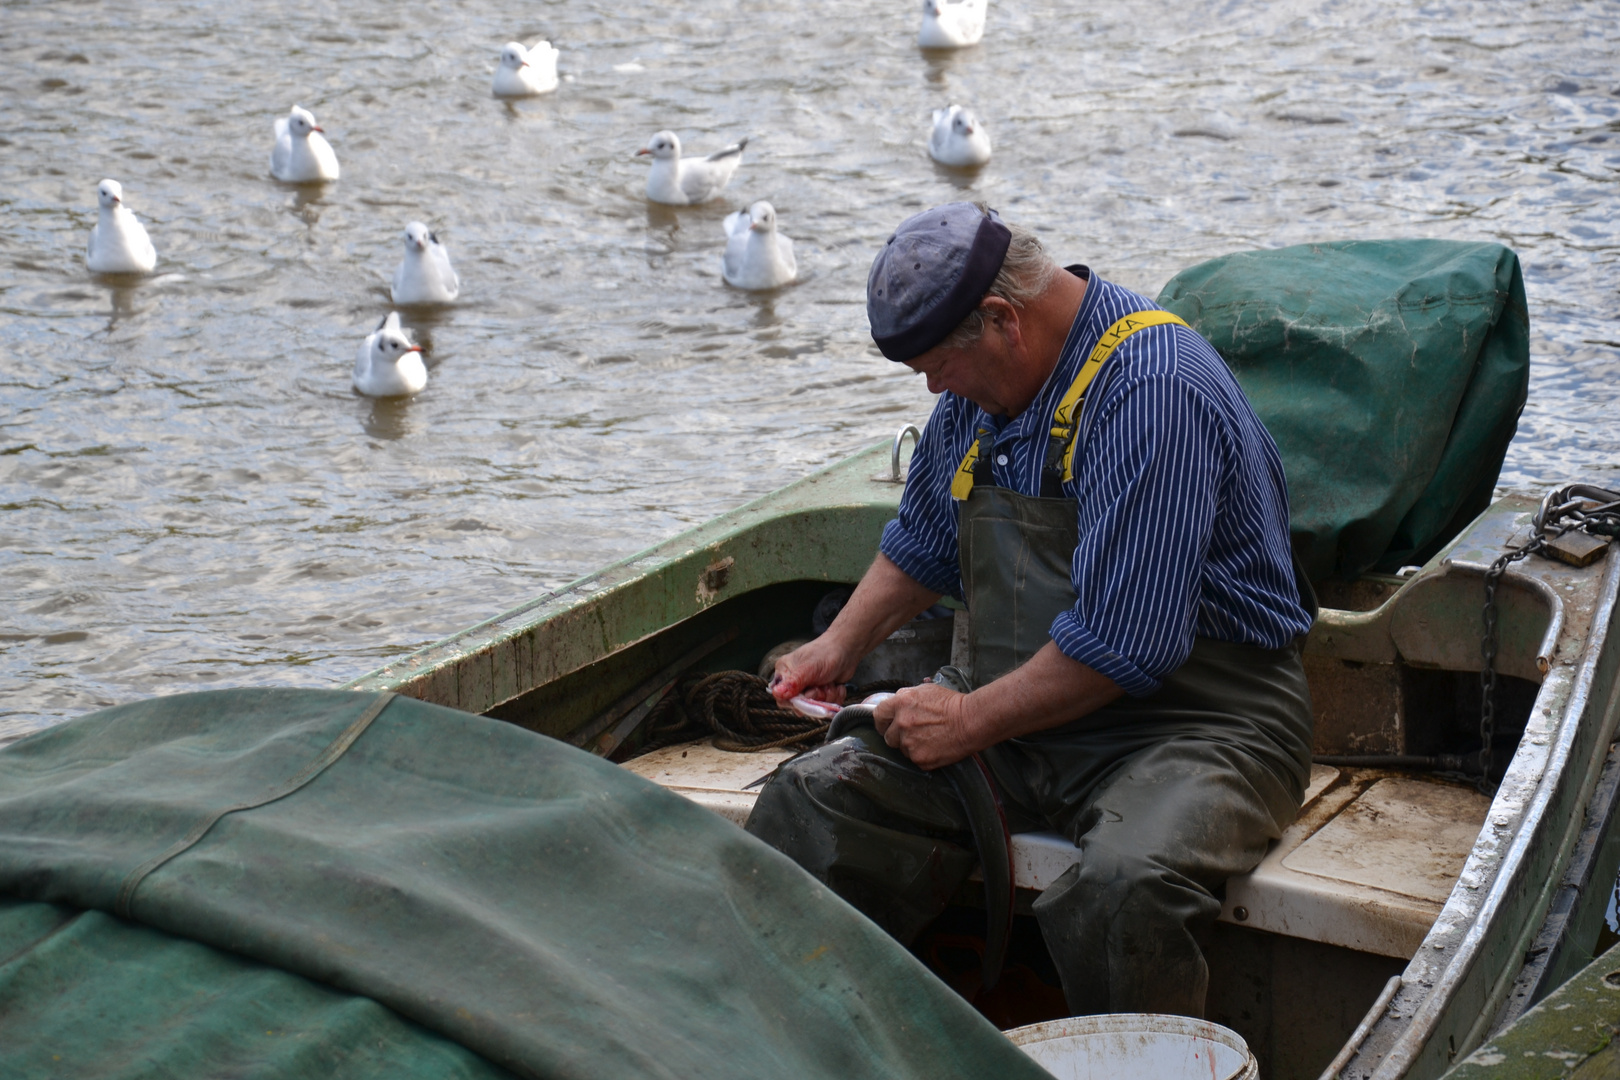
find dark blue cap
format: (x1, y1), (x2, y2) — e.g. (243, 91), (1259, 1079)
(866, 203), (1012, 362)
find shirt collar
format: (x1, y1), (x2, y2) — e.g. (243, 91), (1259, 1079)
(986, 266), (1103, 443)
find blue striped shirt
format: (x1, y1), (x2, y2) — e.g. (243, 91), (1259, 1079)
(880, 269), (1311, 697)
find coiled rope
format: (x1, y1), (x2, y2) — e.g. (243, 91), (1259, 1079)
(642, 671), (907, 752)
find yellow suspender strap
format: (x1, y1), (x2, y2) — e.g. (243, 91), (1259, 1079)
(949, 309), (1189, 500)
(1056, 309), (1188, 483)
(950, 429), (990, 500)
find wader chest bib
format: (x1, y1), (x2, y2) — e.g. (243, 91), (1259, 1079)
(960, 487), (1076, 683)
(952, 310), (1187, 684)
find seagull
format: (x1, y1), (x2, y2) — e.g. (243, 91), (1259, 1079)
(929, 105), (992, 166)
(918, 0), (987, 48)
(270, 105), (340, 183)
(353, 312), (427, 398)
(637, 130), (748, 206)
(85, 179), (157, 274)
(721, 201), (797, 291)
(391, 222), (460, 305)
(492, 40), (559, 97)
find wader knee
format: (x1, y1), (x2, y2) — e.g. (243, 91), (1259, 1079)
(1031, 840), (1221, 1018)
(744, 736), (976, 943)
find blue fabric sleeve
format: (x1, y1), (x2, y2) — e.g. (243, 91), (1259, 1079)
(1049, 372), (1230, 696)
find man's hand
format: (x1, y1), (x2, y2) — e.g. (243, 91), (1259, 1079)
(871, 682), (978, 770)
(868, 643), (1127, 769)
(768, 553), (944, 706)
(768, 637), (854, 706)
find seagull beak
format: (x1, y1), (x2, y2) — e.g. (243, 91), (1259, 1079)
(635, 148), (651, 156)
(520, 60), (531, 68)
(749, 220), (762, 231)
(312, 125), (325, 133)
(406, 345), (423, 353)
(963, 125), (974, 135)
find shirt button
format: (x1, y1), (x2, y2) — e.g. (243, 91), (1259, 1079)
(995, 454), (1008, 466)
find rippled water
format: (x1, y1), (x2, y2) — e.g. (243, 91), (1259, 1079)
(2, 0), (1617, 738)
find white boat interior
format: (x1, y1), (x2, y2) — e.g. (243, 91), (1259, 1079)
(626, 748), (1487, 965)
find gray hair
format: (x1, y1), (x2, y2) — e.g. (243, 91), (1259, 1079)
(941, 205), (1060, 349)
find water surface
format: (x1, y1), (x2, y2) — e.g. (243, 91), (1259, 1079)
(2, 0), (1617, 737)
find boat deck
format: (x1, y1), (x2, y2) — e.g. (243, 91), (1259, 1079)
(623, 743), (1491, 960)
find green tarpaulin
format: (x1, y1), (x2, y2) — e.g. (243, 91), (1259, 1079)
(1157, 239), (1530, 582)
(0, 689), (1049, 1080)
(0, 900), (513, 1079)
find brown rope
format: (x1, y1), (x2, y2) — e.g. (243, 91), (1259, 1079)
(642, 671), (908, 753)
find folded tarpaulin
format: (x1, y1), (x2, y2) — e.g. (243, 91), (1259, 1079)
(1157, 239), (1530, 582)
(0, 899), (513, 1079)
(0, 688), (1051, 1080)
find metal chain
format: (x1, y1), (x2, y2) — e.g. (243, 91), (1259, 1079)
(1479, 541), (1538, 793)
(1478, 485), (1620, 794)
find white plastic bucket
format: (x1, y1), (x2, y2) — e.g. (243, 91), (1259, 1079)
(1005, 1013), (1258, 1080)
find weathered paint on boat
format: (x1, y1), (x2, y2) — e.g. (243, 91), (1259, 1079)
(1442, 937), (1620, 1078)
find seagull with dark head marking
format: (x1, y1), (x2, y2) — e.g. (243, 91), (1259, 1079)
(86, 179), (157, 274)
(637, 130), (749, 205)
(270, 105), (339, 183)
(721, 201), (797, 291)
(929, 105), (992, 166)
(353, 312), (427, 398)
(919, 0), (986, 48)
(391, 222), (459, 305)
(493, 40), (559, 97)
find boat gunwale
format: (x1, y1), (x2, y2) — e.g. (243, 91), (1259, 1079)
(1335, 542), (1620, 1079)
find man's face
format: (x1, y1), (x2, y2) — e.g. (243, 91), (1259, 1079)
(903, 323), (1017, 415)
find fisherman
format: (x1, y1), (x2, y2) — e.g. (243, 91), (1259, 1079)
(744, 202), (1315, 1018)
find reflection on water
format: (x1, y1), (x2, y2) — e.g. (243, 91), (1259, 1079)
(931, 161), (985, 191)
(644, 203), (684, 234)
(359, 397), (420, 443)
(0, 0), (1617, 736)
(742, 293), (784, 330)
(921, 47), (973, 86)
(98, 278), (150, 332)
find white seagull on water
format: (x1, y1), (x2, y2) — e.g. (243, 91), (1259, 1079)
(270, 105), (340, 183)
(637, 130), (748, 206)
(353, 312), (427, 398)
(918, 0), (987, 48)
(929, 105), (992, 166)
(86, 179), (157, 275)
(492, 40), (559, 97)
(391, 222), (460, 305)
(721, 201), (797, 291)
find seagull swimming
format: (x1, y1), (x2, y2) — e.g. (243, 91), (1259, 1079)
(929, 105), (992, 166)
(492, 40), (559, 97)
(353, 312), (427, 398)
(721, 201), (797, 291)
(270, 105), (340, 183)
(85, 179), (157, 275)
(637, 130), (748, 206)
(391, 222), (460, 305)
(918, 0), (987, 48)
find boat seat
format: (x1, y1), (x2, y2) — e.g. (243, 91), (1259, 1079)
(623, 744), (1491, 960)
